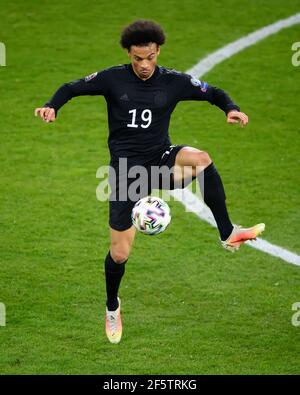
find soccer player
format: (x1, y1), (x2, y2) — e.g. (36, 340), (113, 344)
(34, 20), (265, 344)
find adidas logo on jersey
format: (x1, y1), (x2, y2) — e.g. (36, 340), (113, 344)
(120, 93), (129, 101)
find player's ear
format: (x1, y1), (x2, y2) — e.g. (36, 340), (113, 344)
(156, 45), (160, 56)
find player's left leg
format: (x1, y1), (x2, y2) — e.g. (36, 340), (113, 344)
(173, 146), (265, 250)
(174, 146), (234, 241)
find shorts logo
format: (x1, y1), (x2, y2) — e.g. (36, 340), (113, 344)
(85, 72), (98, 82)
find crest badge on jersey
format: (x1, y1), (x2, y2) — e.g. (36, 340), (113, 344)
(200, 81), (208, 92)
(190, 77), (201, 87)
(85, 72), (98, 82)
(190, 77), (208, 92)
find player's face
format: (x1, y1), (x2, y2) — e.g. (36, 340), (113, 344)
(128, 43), (160, 80)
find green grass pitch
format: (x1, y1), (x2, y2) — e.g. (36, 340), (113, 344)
(0, 0), (300, 374)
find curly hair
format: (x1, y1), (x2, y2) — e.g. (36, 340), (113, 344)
(120, 19), (166, 50)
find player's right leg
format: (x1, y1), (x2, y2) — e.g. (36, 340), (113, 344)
(105, 225), (136, 344)
(104, 157), (150, 343)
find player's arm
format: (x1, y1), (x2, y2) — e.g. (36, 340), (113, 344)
(207, 85), (248, 128)
(34, 71), (108, 123)
(177, 75), (248, 128)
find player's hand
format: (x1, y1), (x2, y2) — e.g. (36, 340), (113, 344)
(227, 110), (248, 128)
(34, 107), (56, 123)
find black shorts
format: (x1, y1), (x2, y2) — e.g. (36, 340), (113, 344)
(109, 144), (186, 231)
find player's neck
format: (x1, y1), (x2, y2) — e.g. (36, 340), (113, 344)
(131, 65), (156, 81)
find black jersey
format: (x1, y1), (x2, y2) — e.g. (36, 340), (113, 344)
(44, 64), (240, 162)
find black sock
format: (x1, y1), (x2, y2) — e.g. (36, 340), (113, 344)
(198, 163), (233, 241)
(105, 252), (127, 311)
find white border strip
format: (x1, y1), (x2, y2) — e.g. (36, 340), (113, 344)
(169, 12), (300, 266)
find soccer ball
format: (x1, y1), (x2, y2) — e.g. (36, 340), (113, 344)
(131, 196), (171, 235)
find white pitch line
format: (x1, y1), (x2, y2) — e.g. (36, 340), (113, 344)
(186, 12), (300, 78)
(169, 12), (300, 266)
(169, 189), (300, 266)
